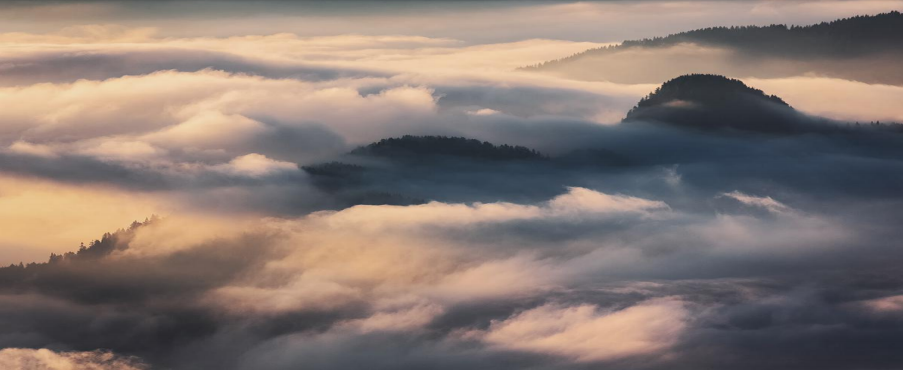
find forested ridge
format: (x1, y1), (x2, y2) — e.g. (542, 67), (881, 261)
(350, 135), (546, 160)
(526, 11), (903, 69)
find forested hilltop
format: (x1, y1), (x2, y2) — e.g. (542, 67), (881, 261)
(628, 74), (789, 111)
(623, 74), (903, 133)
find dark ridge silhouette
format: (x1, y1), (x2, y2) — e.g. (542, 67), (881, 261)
(0, 217), (157, 285)
(341, 191), (427, 207)
(301, 162), (365, 178)
(526, 11), (903, 70)
(557, 148), (635, 167)
(844, 120), (903, 132)
(302, 162), (366, 189)
(622, 11), (903, 57)
(623, 74), (824, 133)
(301, 137), (548, 208)
(350, 135), (546, 161)
(301, 161), (427, 206)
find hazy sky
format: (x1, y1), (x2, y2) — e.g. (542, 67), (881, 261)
(4, 1), (903, 42)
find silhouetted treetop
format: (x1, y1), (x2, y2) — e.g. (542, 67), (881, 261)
(350, 135), (546, 161)
(0, 216), (158, 285)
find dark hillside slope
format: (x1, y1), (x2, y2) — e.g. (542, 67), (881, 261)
(623, 74), (826, 133)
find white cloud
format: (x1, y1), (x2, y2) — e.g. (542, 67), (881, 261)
(720, 191), (793, 215)
(6, 140), (57, 158)
(861, 295), (903, 313)
(318, 187), (668, 233)
(213, 153), (299, 177)
(185, 188), (669, 316)
(340, 297), (444, 333)
(548, 186), (668, 217)
(76, 139), (165, 162)
(0, 348), (146, 370)
(481, 298), (688, 362)
(467, 108), (500, 116)
(746, 77), (903, 123)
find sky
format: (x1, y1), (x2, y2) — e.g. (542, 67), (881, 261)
(1, 1), (903, 369)
(4, 1), (903, 41)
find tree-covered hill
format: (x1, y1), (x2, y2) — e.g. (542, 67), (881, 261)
(350, 135), (546, 161)
(628, 74), (789, 111)
(622, 74), (820, 133)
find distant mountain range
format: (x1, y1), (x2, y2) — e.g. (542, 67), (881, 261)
(525, 12), (903, 85)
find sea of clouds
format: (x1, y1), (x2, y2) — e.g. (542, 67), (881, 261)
(1, 2), (903, 369)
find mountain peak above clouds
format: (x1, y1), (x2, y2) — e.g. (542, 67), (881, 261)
(630, 74), (789, 109)
(623, 74), (820, 133)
